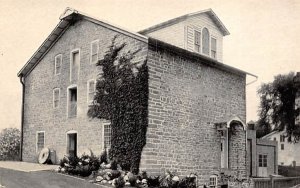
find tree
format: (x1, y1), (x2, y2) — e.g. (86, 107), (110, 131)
(0, 128), (20, 160)
(88, 36), (148, 173)
(257, 72), (300, 142)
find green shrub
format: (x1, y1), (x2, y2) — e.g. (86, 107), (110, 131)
(114, 177), (125, 188)
(0, 128), (20, 161)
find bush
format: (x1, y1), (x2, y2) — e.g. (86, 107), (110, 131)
(59, 154), (101, 177)
(114, 177), (125, 188)
(0, 128), (20, 161)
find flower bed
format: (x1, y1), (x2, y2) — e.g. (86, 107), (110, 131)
(56, 153), (197, 188)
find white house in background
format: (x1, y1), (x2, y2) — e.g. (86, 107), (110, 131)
(261, 130), (300, 166)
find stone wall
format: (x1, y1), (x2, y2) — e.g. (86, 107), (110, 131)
(140, 43), (247, 186)
(22, 18), (147, 163)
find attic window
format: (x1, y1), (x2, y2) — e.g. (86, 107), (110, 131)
(194, 31), (201, 53)
(211, 38), (217, 59)
(202, 27), (210, 55)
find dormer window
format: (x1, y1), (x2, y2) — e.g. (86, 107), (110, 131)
(194, 31), (201, 53)
(202, 27), (210, 55)
(211, 38), (217, 59)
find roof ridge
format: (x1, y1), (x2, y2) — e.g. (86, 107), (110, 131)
(139, 8), (230, 36)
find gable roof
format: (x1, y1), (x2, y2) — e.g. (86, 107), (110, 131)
(17, 7), (148, 77)
(139, 9), (230, 36)
(261, 130), (282, 139)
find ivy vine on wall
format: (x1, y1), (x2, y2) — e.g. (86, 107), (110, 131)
(88, 36), (149, 174)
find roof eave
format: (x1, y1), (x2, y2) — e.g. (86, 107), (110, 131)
(17, 8), (148, 77)
(148, 37), (256, 78)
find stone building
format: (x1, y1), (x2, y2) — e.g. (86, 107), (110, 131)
(18, 8), (255, 187)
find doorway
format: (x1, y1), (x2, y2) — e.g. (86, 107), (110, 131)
(67, 133), (77, 157)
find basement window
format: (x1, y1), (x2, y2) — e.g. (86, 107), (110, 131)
(209, 175), (217, 188)
(103, 124), (112, 149)
(36, 131), (45, 153)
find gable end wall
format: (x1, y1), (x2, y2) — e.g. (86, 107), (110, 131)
(140, 45), (246, 185)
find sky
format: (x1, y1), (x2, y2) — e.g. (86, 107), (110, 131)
(0, 0), (299, 131)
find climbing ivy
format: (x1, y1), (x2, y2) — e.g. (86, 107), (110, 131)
(88, 36), (148, 174)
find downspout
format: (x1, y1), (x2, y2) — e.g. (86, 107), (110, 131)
(19, 74), (25, 161)
(245, 74), (258, 177)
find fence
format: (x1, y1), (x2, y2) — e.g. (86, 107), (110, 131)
(253, 176), (300, 188)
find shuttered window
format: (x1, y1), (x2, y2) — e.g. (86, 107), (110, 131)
(36, 131), (45, 152)
(186, 26), (195, 52)
(194, 31), (201, 53)
(91, 40), (99, 64)
(53, 88), (60, 108)
(211, 38), (217, 59)
(87, 79), (96, 104)
(202, 27), (210, 55)
(55, 54), (62, 75)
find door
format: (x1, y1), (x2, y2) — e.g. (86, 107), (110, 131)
(67, 133), (77, 157)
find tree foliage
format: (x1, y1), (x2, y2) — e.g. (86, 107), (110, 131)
(88, 36), (148, 173)
(257, 72), (300, 142)
(0, 128), (20, 160)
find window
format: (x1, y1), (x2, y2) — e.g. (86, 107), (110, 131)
(90, 40), (99, 64)
(103, 124), (112, 149)
(220, 130), (228, 169)
(87, 79), (96, 104)
(259, 154), (267, 167)
(211, 38), (217, 59)
(202, 27), (210, 55)
(68, 87), (77, 117)
(36, 131), (45, 153)
(281, 144), (284, 150)
(55, 54), (62, 75)
(70, 49), (80, 81)
(209, 175), (217, 188)
(53, 88), (60, 108)
(194, 31), (201, 53)
(280, 135), (285, 142)
(273, 137), (277, 141)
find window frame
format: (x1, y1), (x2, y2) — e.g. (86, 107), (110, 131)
(87, 79), (96, 105)
(281, 143), (284, 150)
(210, 37), (217, 59)
(53, 88), (60, 109)
(258, 154), (268, 167)
(90, 40), (99, 64)
(70, 48), (81, 82)
(67, 84), (78, 118)
(54, 54), (62, 75)
(202, 27), (210, 56)
(209, 175), (217, 188)
(194, 30), (201, 53)
(36, 131), (45, 153)
(102, 123), (112, 150)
